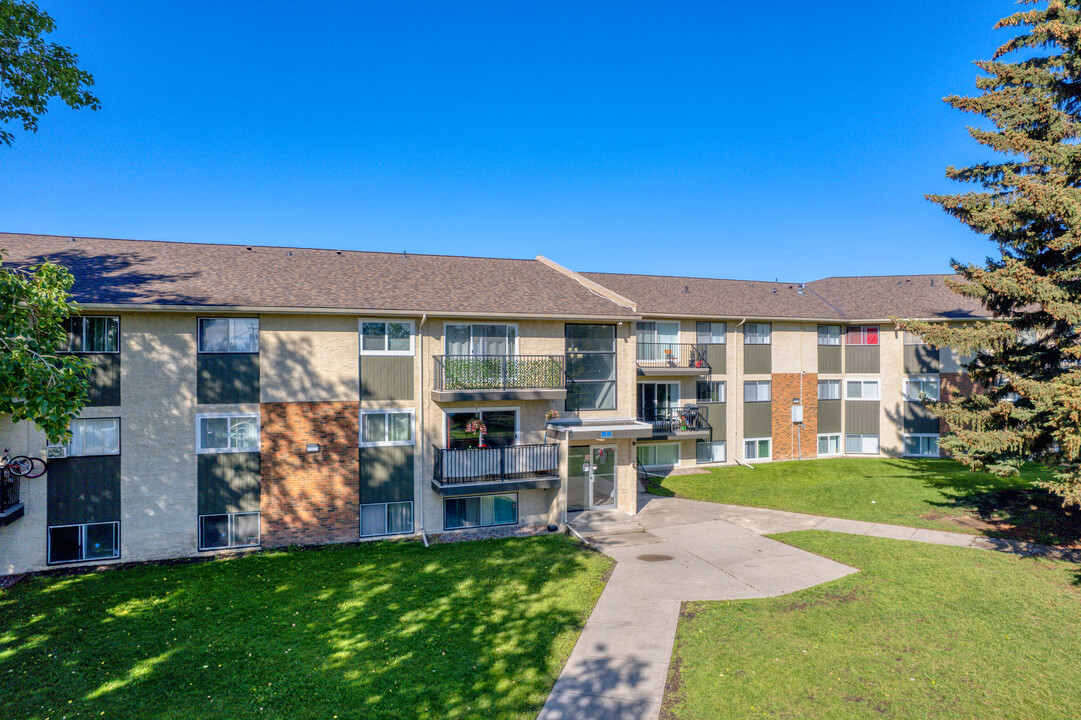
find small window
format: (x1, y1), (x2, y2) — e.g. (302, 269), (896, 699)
(360, 320), (414, 355)
(846, 326), (879, 346)
(444, 494), (517, 530)
(361, 410), (415, 447)
(817, 325), (841, 346)
(198, 318), (259, 353)
(360, 501), (414, 536)
(637, 443), (680, 467)
(696, 322), (726, 344)
(696, 380), (726, 403)
(905, 377), (940, 401)
(64, 316), (120, 353)
(904, 434), (940, 458)
(817, 380), (841, 400)
(696, 440), (726, 464)
(845, 380), (880, 400)
(845, 434), (880, 454)
(744, 323), (772, 345)
(903, 331), (929, 345)
(743, 438), (771, 460)
(67, 418), (120, 456)
(47, 522), (119, 564)
(744, 380), (771, 402)
(197, 414), (259, 453)
(199, 512), (260, 550)
(817, 433), (841, 456)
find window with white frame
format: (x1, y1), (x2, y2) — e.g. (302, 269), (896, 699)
(845, 380), (880, 400)
(636, 321), (680, 363)
(905, 376), (940, 401)
(360, 410), (415, 447)
(744, 323), (772, 345)
(361, 501), (413, 537)
(198, 318), (259, 353)
(744, 437), (771, 460)
(360, 319), (414, 355)
(903, 331), (929, 345)
(846, 326), (879, 346)
(817, 325), (842, 346)
(197, 414), (259, 453)
(199, 512), (260, 550)
(47, 522), (119, 564)
(845, 434), (880, 454)
(696, 440), (726, 464)
(696, 321), (726, 344)
(637, 442), (680, 467)
(444, 323), (517, 356)
(64, 316), (120, 353)
(744, 380), (771, 402)
(444, 494), (516, 530)
(904, 434), (940, 457)
(638, 382), (680, 421)
(445, 409), (517, 449)
(817, 379), (841, 400)
(67, 418), (120, 456)
(696, 380), (726, 403)
(818, 433), (841, 456)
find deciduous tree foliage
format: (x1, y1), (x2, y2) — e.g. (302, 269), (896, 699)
(898, 0), (1081, 505)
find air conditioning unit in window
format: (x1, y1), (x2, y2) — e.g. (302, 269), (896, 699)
(46, 445), (67, 459)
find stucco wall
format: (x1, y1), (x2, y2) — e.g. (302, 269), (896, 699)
(260, 314), (359, 403)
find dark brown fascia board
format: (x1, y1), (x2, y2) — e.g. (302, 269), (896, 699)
(638, 312), (988, 324)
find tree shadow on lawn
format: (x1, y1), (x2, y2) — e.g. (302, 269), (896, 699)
(0, 535), (605, 720)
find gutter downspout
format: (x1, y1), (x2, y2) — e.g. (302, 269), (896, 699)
(419, 313), (428, 544)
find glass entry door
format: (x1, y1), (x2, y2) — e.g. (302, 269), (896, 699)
(567, 445), (617, 511)
(590, 446), (617, 508)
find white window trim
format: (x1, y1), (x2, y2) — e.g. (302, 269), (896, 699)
(744, 380), (772, 402)
(360, 409), (416, 447)
(360, 500), (415, 537)
(637, 441), (681, 468)
(846, 325), (880, 346)
(817, 324), (842, 346)
(697, 380), (726, 403)
(442, 407), (520, 448)
(359, 318), (416, 356)
(743, 437), (772, 461)
(196, 413), (261, 454)
(443, 493), (518, 531)
(443, 322), (519, 356)
(845, 379), (880, 401)
(904, 376), (940, 402)
(66, 316), (121, 354)
(47, 521), (120, 564)
(197, 317), (260, 354)
(696, 440), (727, 464)
(696, 321), (727, 345)
(743, 323), (772, 345)
(817, 380), (841, 400)
(817, 433), (842, 456)
(66, 417), (121, 457)
(845, 433), (880, 455)
(198, 512), (261, 551)
(904, 434), (941, 458)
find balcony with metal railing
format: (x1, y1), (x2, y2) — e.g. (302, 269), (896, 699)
(0, 474), (24, 526)
(432, 354), (567, 402)
(431, 443), (561, 495)
(637, 406), (711, 439)
(636, 343), (710, 376)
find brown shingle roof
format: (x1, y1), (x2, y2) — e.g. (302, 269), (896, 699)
(0, 233), (636, 318)
(805, 275), (991, 320)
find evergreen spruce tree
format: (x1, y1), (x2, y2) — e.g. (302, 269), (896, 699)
(898, 0), (1081, 505)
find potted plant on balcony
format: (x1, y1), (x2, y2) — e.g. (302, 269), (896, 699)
(545, 409), (559, 421)
(465, 418), (487, 447)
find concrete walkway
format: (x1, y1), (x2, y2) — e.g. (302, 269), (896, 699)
(537, 494), (1080, 720)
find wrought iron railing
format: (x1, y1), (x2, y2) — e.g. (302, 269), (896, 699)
(638, 406), (710, 435)
(636, 343), (710, 370)
(433, 443), (560, 484)
(434, 355), (565, 391)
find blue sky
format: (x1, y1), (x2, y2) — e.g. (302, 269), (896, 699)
(1, 1), (1017, 280)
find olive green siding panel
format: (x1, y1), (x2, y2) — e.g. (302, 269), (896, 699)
(845, 345), (880, 374)
(198, 353), (260, 404)
(845, 401), (881, 434)
(818, 399), (842, 433)
(699, 402), (727, 441)
(903, 403), (940, 434)
(360, 356), (415, 402)
(744, 345), (772, 375)
(817, 345), (842, 374)
(904, 345), (941, 373)
(198, 452), (261, 515)
(705, 345), (727, 374)
(360, 446), (414, 504)
(46, 455), (121, 526)
(744, 402), (772, 438)
(83, 353), (121, 406)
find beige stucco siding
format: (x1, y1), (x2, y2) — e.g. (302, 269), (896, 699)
(0, 418), (48, 573)
(260, 314), (360, 403)
(879, 326), (905, 456)
(772, 322), (817, 374)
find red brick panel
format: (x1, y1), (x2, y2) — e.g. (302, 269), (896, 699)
(260, 402), (360, 547)
(770, 373), (818, 460)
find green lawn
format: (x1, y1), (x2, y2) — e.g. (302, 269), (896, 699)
(646, 458), (1081, 546)
(665, 531), (1081, 720)
(0, 535), (612, 720)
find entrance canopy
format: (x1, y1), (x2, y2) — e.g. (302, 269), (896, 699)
(545, 417), (653, 441)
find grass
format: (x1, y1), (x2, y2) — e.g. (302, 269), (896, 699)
(665, 531), (1081, 720)
(644, 458), (1081, 547)
(0, 534), (612, 720)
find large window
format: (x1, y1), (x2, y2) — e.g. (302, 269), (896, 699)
(67, 418), (120, 456)
(64, 316), (119, 353)
(48, 522), (119, 564)
(637, 442), (680, 467)
(360, 319), (414, 355)
(744, 323), (772, 345)
(744, 437), (771, 460)
(197, 414), (259, 453)
(818, 433), (841, 456)
(845, 434), (880, 454)
(446, 409), (517, 449)
(904, 434), (940, 458)
(444, 494), (517, 530)
(817, 380), (841, 400)
(565, 324), (616, 411)
(817, 325), (841, 346)
(696, 440), (726, 464)
(846, 326), (879, 346)
(638, 382), (680, 421)
(696, 321), (726, 344)
(361, 501), (413, 537)
(905, 377), (940, 401)
(845, 380), (880, 400)
(696, 380), (726, 403)
(744, 380), (772, 402)
(199, 512), (260, 550)
(360, 410), (414, 447)
(444, 324), (517, 356)
(198, 318), (259, 353)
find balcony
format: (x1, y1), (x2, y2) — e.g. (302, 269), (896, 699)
(431, 443), (561, 496)
(636, 343), (710, 376)
(0, 474), (24, 526)
(432, 355), (566, 402)
(638, 406), (711, 439)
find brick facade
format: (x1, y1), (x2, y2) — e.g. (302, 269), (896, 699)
(260, 402), (360, 547)
(771, 373), (818, 460)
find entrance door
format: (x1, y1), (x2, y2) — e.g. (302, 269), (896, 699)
(590, 446), (617, 508)
(567, 445), (617, 511)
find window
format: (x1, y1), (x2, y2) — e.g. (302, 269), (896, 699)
(817, 380), (841, 400)
(818, 433), (841, 456)
(637, 443), (680, 467)
(744, 380), (771, 402)
(845, 434), (880, 454)
(361, 410), (415, 447)
(565, 324), (616, 411)
(444, 324), (517, 356)
(696, 440), (726, 464)
(744, 323), (772, 345)
(636, 321), (680, 362)
(817, 325), (841, 346)
(903, 331), (929, 345)
(199, 512), (260, 550)
(64, 316), (119, 353)
(696, 321), (726, 344)
(47, 522), (119, 564)
(446, 409), (517, 449)
(197, 414), (259, 453)
(198, 318), (259, 353)
(67, 418), (120, 456)
(360, 319), (414, 355)
(905, 377), (940, 401)
(845, 380), (880, 400)
(846, 326), (879, 346)
(361, 501), (413, 536)
(638, 382), (680, 421)
(444, 494), (517, 530)
(696, 380), (726, 403)
(904, 434), (940, 457)
(744, 438), (771, 460)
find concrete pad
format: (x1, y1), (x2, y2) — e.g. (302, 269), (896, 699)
(588, 532), (665, 550)
(909, 528), (977, 547)
(709, 504), (827, 534)
(717, 554), (858, 596)
(551, 654), (671, 702)
(815, 517), (876, 535)
(572, 622), (677, 664)
(586, 596), (681, 630)
(538, 691), (660, 720)
(864, 523), (918, 541)
(647, 519), (757, 543)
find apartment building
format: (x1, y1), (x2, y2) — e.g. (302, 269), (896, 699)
(0, 233), (989, 575)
